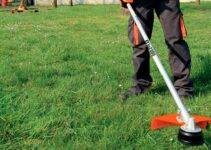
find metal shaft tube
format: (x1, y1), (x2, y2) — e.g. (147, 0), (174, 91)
(127, 4), (190, 123)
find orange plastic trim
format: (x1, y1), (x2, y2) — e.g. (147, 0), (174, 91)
(122, 0), (133, 3)
(151, 114), (211, 130)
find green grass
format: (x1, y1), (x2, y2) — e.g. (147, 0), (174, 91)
(0, 2), (211, 149)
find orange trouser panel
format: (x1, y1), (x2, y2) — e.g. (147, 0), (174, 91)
(180, 15), (187, 38)
(133, 22), (139, 45)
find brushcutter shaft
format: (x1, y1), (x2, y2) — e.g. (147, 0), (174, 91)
(126, 4), (190, 123)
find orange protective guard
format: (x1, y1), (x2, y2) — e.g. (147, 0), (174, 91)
(18, 5), (27, 11)
(151, 114), (211, 130)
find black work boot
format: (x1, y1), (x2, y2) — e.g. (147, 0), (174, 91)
(119, 85), (146, 100)
(177, 88), (193, 101)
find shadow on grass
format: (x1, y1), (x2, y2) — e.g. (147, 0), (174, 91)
(150, 83), (167, 95)
(192, 54), (211, 96)
(205, 135), (211, 147)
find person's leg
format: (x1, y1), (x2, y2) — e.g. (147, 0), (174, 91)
(155, 0), (193, 97)
(120, 1), (154, 100)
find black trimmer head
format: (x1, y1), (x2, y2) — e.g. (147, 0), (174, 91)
(178, 128), (204, 146)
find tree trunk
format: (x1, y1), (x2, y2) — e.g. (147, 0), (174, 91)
(70, 0), (73, 6)
(196, 0), (200, 5)
(53, 0), (57, 8)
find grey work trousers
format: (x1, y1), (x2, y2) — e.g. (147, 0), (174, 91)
(128, 0), (193, 96)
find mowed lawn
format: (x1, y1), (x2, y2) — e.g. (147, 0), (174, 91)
(0, 2), (211, 149)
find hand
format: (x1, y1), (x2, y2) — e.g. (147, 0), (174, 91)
(120, 0), (134, 8)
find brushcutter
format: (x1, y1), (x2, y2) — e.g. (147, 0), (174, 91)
(126, 3), (211, 146)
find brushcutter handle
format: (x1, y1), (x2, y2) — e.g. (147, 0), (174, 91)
(120, 0), (133, 8)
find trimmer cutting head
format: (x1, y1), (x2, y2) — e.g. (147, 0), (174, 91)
(151, 114), (211, 145)
(178, 128), (204, 146)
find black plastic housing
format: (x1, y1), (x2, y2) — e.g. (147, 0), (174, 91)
(178, 128), (204, 146)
